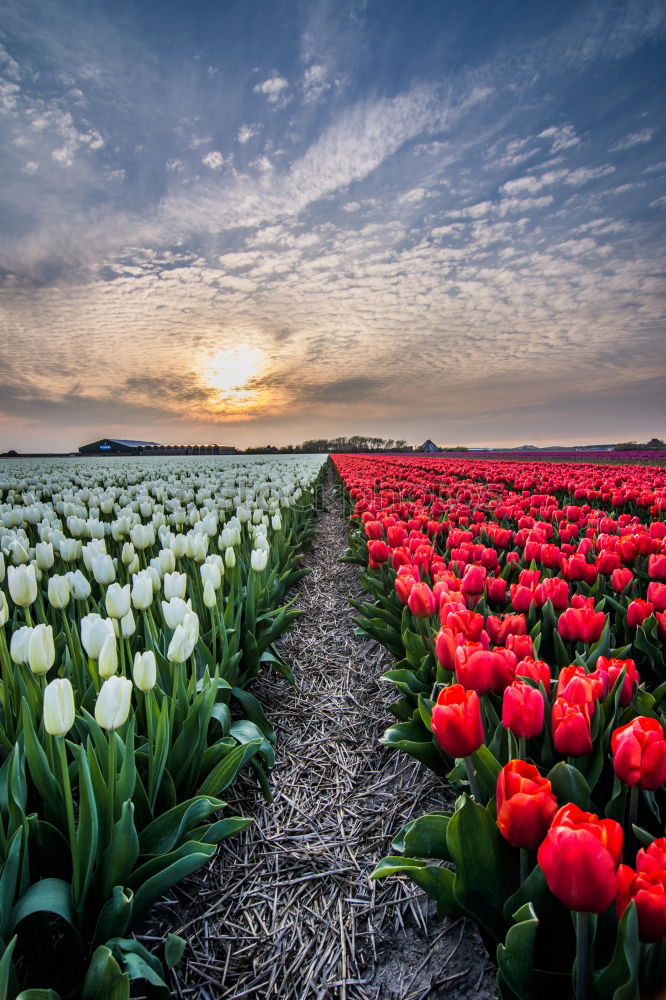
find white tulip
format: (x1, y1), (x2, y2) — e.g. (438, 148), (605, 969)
(80, 613), (115, 659)
(164, 572), (187, 600)
(98, 634), (118, 678)
(7, 564), (37, 606)
(162, 597), (192, 629)
(105, 582), (131, 619)
(48, 574), (70, 609)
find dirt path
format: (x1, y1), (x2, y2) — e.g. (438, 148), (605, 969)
(153, 469), (497, 1000)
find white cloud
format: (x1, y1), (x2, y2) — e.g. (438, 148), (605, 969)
(610, 128), (657, 152)
(303, 63), (330, 103)
(650, 195), (666, 209)
(237, 123), (260, 144)
(202, 151), (224, 170)
(538, 124), (581, 153)
(253, 74), (289, 104)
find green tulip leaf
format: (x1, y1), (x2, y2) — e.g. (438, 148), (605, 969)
(391, 812), (452, 861)
(106, 938), (169, 996)
(99, 802), (140, 900)
(593, 901), (640, 1000)
(446, 797), (517, 945)
(370, 856), (459, 917)
(138, 796), (225, 856)
(10, 878), (74, 932)
(81, 946), (129, 1000)
(496, 902), (539, 1000)
(16, 991), (61, 999)
(196, 738), (262, 797)
(93, 887), (133, 948)
(164, 933), (186, 970)
(130, 845), (216, 923)
(470, 744), (502, 802)
(546, 761), (591, 810)
(0, 937), (17, 1000)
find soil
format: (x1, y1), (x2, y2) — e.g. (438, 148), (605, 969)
(141, 469), (498, 1000)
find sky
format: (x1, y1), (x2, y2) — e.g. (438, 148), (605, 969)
(1, 0), (665, 452)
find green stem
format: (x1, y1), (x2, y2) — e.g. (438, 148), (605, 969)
(575, 911), (590, 1000)
(520, 847), (529, 885)
(627, 785), (639, 861)
(518, 735), (526, 761)
(57, 737), (80, 901)
(24, 606), (34, 627)
(464, 755), (481, 802)
(107, 731), (117, 838)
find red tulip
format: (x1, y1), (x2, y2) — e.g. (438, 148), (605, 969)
(408, 582), (437, 618)
(515, 657), (551, 688)
(496, 760), (558, 849)
(486, 576), (507, 603)
(505, 633), (533, 661)
(461, 564), (487, 596)
(367, 539), (389, 564)
(486, 614), (526, 645)
(456, 646), (516, 695)
(611, 567), (633, 593)
(595, 656), (639, 707)
(636, 838), (666, 874)
(556, 665), (605, 709)
(364, 520), (383, 540)
(611, 717), (666, 790)
(647, 582), (666, 612)
(648, 554), (666, 580)
(510, 584), (536, 614)
(616, 865), (666, 941)
(434, 626), (457, 671)
(538, 804), (623, 913)
(431, 684), (484, 758)
(557, 606), (605, 643)
(596, 550), (621, 575)
(534, 576), (569, 611)
(552, 697), (593, 756)
(502, 680), (544, 739)
(626, 599), (654, 628)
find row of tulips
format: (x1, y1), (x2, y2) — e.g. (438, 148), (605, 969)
(0, 454), (327, 999)
(332, 452), (666, 1000)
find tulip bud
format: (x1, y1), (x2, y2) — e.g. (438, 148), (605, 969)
(59, 538), (81, 563)
(26, 626), (53, 678)
(203, 579), (217, 608)
(131, 572), (153, 610)
(496, 760), (558, 848)
(80, 613), (115, 659)
(120, 608), (136, 638)
(35, 541), (55, 571)
(48, 574), (71, 609)
(167, 620), (197, 663)
(91, 553), (116, 585)
(67, 569), (91, 601)
(225, 547), (236, 569)
(611, 717), (666, 790)
(95, 675), (132, 730)
(7, 563), (38, 607)
(105, 582), (131, 619)
(10, 625), (32, 664)
(431, 684), (484, 758)
(121, 541), (136, 565)
(271, 512), (282, 531)
(43, 678), (76, 737)
(98, 633), (118, 678)
(162, 597), (192, 629)
(250, 548), (268, 573)
(133, 650), (157, 691)
(200, 561), (221, 590)
(0, 592), (8, 627)
(164, 571), (187, 601)
(0, 550), (5, 583)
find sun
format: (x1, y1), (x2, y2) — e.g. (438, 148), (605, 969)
(203, 345), (265, 394)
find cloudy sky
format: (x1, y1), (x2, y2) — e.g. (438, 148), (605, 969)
(1, 0), (665, 452)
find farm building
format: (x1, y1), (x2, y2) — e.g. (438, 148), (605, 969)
(79, 438), (161, 455)
(419, 439), (440, 452)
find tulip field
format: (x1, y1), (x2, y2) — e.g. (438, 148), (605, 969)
(333, 452), (666, 1000)
(0, 455), (326, 998)
(1, 451), (665, 999)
